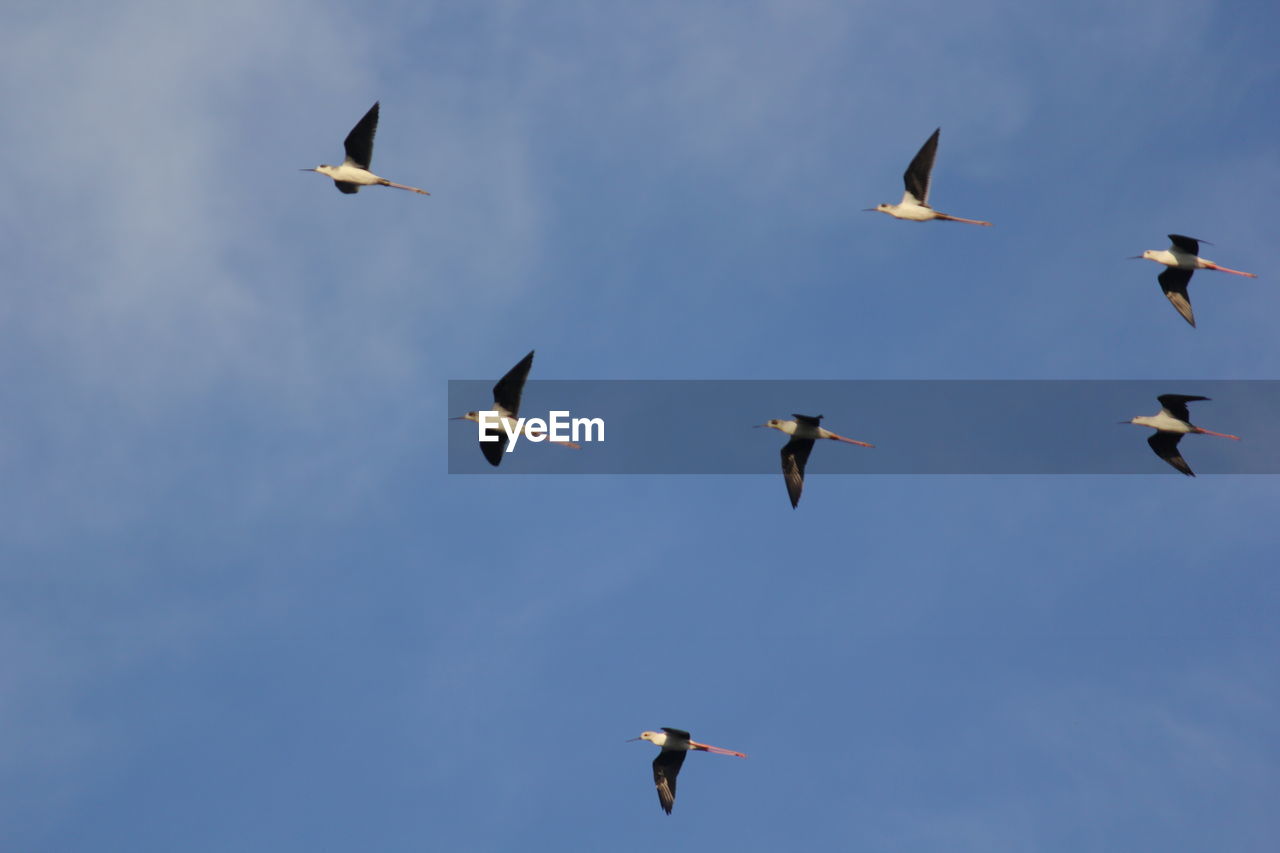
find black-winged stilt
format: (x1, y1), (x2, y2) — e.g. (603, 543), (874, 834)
(1133, 234), (1257, 327)
(303, 102), (430, 195)
(1122, 394), (1240, 476)
(758, 414), (874, 508)
(628, 727), (746, 814)
(866, 128), (991, 226)
(451, 350), (579, 466)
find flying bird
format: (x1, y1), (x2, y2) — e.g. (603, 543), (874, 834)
(866, 128), (992, 226)
(628, 728), (746, 814)
(1121, 394), (1240, 476)
(758, 414), (874, 508)
(451, 350), (579, 466)
(1133, 234), (1257, 327)
(303, 102), (431, 195)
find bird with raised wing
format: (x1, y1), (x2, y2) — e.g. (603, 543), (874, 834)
(1133, 234), (1257, 327)
(1121, 394), (1240, 476)
(628, 728), (746, 814)
(303, 102), (430, 195)
(451, 350), (579, 466)
(866, 128), (991, 226)
(758, 414), (874, 508)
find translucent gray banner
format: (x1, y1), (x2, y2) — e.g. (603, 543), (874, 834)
(446, 380), (1279, 474)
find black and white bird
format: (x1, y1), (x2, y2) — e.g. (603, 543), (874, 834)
(1133, 234), (1257, 327)
(628, 728), (746, 814)
(866, 128), (992, 226)
(451, 350), (578, 466)
(1121, 394), (1240, 476)
(757, 414), (874, 508)
(303, 102), (430, 195)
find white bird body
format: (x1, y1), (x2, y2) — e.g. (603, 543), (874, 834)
(1128, 411), (1196, 433)
(763, 417), (847, 441)
(313, 162), (394, 188)
(1140, 247), (1249, 273)
(638, 730), (684, 750)
(875, 195), (937, 221)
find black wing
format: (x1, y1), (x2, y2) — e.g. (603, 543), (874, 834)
(781, 438), (815, 509)
(661, 727), (692, 741)
(1156, 394), (1209, 422)
(1147, 432), (1193, 476)
(903, 128), (941, 205)
(1157, 268), (1196, 327)
(480, 431), (507, 467)
(652, 750), (686, 815)
(792, 413), (823, 428)
(492, 350), (535, 418)
(334, 181), (360, 195)
(343, 102), (380, 170)
(1168, 234), (1205, 255)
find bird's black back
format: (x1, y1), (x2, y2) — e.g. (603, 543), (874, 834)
(1168, 234), (1205, 255)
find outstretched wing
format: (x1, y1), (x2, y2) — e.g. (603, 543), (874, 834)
(1156, 394), (1209, 422)
(903, 128), (941, 205)
(1147, 432), (1193, 477)
(479, 429), (508, 467)
(652, 750), (686, 815)
(1157, 268), (1196, 327)
(343, 102), (380, 170)
(492, 351), (535, 418)
(781, 438), (815, 509)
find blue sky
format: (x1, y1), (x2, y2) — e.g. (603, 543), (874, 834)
(3, 1), (1279, 850)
